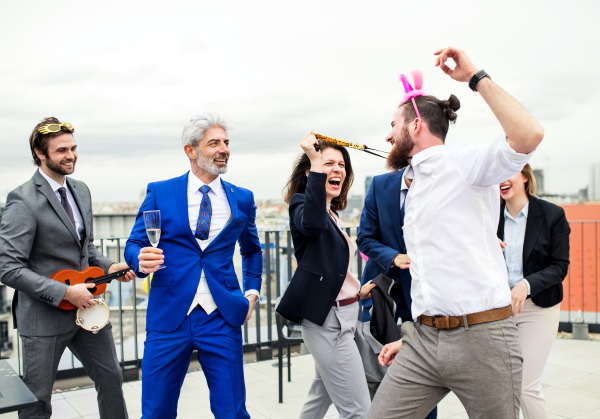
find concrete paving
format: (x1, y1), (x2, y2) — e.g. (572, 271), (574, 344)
(1, 337), (598, 418)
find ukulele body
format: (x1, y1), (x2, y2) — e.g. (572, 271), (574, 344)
(52, 266), (107, 310)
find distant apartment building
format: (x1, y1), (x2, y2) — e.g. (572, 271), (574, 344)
(533, 169), (544, 194)
(365, 176), (373, 197)
(590, 162), (600, 202)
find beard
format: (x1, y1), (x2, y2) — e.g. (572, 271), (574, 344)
(45, 154), (76, 176)
(196, 151), (229, 175)
(386, 125), (414, 171)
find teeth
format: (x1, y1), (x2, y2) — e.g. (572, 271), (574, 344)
(501, 185), (510, 190)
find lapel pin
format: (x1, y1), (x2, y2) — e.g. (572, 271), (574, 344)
(230, 188), (233, 192)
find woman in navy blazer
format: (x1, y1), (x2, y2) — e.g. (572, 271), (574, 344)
(498, 163), (570, 419)
(277, 133), (375, 419)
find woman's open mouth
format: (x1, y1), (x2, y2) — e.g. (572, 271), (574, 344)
(500, 184), (512, 194)
(328, 177), (342, 189)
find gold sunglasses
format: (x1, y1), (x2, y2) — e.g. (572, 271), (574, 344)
(38, 122), (74, 135)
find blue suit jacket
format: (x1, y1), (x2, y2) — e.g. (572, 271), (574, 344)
(125, 172), (263, 332)
(357, 169), (411, 314)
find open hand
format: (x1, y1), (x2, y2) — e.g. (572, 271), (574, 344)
(394, 254), (411, 269)
(378, 339), (403, 366)
(434, 47), (479, 83)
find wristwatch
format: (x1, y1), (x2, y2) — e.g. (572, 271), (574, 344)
(469, 70), (490, 92)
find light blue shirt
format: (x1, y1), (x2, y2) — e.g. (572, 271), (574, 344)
(503, 202), (531, 294)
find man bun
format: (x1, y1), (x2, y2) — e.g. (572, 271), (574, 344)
(440, 94), (460, 123)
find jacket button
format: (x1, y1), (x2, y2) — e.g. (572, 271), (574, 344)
(200, 254), (206, 259)
(80, 255), (85, 260)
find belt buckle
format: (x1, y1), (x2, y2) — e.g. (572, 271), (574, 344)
(431, 315), (449, 329)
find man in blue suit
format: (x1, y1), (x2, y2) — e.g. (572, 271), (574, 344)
(357, 164), (437, 419)
(125, 112), (262, 419)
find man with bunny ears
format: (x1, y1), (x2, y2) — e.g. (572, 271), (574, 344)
(368, 47), (544, 419)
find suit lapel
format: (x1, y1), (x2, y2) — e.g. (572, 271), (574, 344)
(67, 178), (89, 240)
(174, 172), (201, 251)
(523, 196), (544, 265)
(498, 203), (506, 241)
(388, 169), (404, 247)
(33, 170), (80, 246)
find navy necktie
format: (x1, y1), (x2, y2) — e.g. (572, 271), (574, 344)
(58, 187), (76, 228)
(195, 185), (212, 240)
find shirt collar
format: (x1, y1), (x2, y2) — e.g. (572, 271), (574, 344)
(400, 172), (409, 191)
(38, 167), (65, 192)
(188, 171), (224, 198)
(410, 144), (446, 168)
(504, 201), (529, 220)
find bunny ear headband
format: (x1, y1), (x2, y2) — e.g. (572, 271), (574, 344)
(399, 70), (425, 119)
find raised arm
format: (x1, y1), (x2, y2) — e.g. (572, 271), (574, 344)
(435, 47), (544, 154)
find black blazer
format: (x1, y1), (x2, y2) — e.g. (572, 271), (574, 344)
(276, 172), (350, 326)
(497, 195), (571, 308)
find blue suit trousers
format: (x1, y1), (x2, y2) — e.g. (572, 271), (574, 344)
(141, 307), (249, 419)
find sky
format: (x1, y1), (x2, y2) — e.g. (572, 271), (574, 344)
(1, 0), (599, 203)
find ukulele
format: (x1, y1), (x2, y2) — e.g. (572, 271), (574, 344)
(52, 266), (131, 310)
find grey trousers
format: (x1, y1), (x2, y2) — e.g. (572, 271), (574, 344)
(299, 302), (371, 419)
(369, 317), (523, 419)
(19, 322), (128, 419)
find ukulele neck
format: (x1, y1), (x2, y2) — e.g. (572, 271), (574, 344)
(93, 269), (130, 286)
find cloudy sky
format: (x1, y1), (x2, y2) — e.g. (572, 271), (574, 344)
(1, 0), (598, 203)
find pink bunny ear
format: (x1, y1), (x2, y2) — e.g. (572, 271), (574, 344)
(399, 70), (426, 103)
(399, 70), (425, 119)
(410, 70), (423, 91)
(399, 74), (413, 94)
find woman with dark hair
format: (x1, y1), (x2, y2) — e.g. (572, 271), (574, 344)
(498, 163), (571, 419)
(277, 133), (376, 419)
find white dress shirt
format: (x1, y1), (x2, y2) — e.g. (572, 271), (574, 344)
(403, 134), (534, 320)
(503, 202), (531, 294)
(186, 172), (258, 316)
(38, 168), (84, 240)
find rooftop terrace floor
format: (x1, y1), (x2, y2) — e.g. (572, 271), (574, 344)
(1, 337), (599, 418)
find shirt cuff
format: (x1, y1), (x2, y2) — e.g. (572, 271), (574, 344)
(138, 265), (146, 275)
(522, 279), (531, 296)
(499, 134), (535, 162)
(245, 289), (260, 298)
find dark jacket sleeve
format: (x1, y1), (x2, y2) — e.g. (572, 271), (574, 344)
(357, 176), (399, 274)
(526, 207), (571, 297)
(289, 172), (329, 237)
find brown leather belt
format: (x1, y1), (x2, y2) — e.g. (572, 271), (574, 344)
(334, 295), (360, 307)
(420, 305), (512, 330)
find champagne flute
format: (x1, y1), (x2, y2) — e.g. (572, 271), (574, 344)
(143, 210), (166, 269)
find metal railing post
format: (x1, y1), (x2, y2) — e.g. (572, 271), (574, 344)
(275, 231), (281, 299)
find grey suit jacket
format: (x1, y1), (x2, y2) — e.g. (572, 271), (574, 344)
(0, 170), (113, 336)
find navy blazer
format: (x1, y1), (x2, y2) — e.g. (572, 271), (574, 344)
(357, 169), (411, 312)
(125, 172), (263, 332)
(276, 172), (350, 326)
(498, 195), (571, 308)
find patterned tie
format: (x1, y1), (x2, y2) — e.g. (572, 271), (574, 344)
(195, 185), (212, 240)
(58, 187), (76, 228)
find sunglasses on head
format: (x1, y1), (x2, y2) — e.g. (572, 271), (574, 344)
(38, 122), (74, 135)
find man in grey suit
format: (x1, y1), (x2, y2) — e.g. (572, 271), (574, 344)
(0, 117), (135, 419)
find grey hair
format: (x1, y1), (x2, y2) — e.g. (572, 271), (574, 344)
(181, 112), (233, 147)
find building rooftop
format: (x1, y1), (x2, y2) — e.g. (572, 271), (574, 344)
(0, 337), (598, 419)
